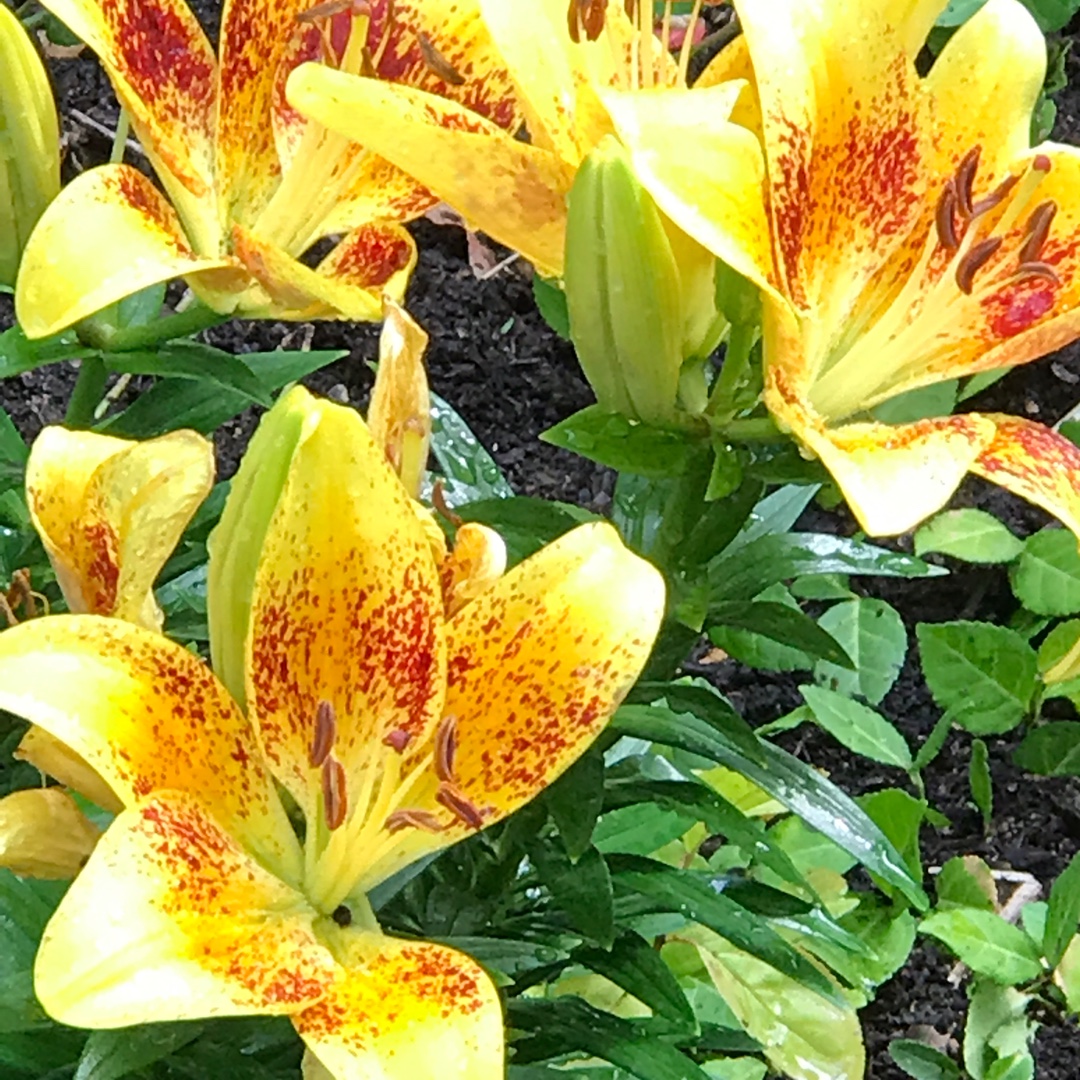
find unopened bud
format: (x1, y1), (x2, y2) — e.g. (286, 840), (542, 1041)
(0, 788), (101, 879)
(0, 4), (60, 287)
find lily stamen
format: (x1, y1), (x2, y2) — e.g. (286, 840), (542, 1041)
(934, 181), (960, 252)
(1018, 200), (1058, 265)
(433, 714), (458, 783)
(417, 31), (465, 85)
(435, 783), (485, 830)
(309, 699), (337, 767)
(321, 756), (348, 830)
(954, 147), (980, 219)
(382, 727), (412, 752)
(385, 808), (445, 834)
(956, 236), (1003, 294)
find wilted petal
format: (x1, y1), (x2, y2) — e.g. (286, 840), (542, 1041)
(440, 523), (506, 616)
(0, 788), (100, 879)
(0, 617), (301, 880)
(15, 165), (233, 338)
(27, 427), (214, 627)
(35, 792), (332, 1027)
(295, 930), (502, 1079)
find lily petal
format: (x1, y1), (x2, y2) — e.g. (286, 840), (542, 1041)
(27, 427), (214, 627)
(35, 792), (332, 1027)
(603, 85), (778, 302)
(972, 416), (1080, 540)
(313, 154), (438, 237)
(230, 223), (412, 321)
(694, 35), (761, 138)
(16, 726), (121, 812)
(295, 930), (502, 1079)
(286, 66), (572, 276)
(360, 522), (663, 888)
(0, 617), (301, 879)
(39, 0), (216, 196)
(246, 391), (445, 818)
(0, 788), (100, 879)
(15, 165), (233, 338)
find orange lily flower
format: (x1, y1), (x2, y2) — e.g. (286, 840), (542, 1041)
(15, 0), (520, 336)
(0, 386), (664, 1076)
(607, 0), (1080, 536)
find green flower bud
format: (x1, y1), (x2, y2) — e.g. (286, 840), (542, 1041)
(207, 386), (315, 706)
(564, 136), (721, 425)
(0, 5), (59, 287)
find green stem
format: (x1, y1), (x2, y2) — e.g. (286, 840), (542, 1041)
(79, 302), (227, 351)
(109, 110), (131, 165)
(713, 416), (782, 443)
(706, 322), (758, 421)
(64, 357), (108, 428)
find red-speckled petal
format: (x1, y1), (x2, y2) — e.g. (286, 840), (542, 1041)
(246, 392), (445, 820)
(41, 0), (215, 195)
(355, 522), (663, 891)
(315, 155), (438, 235)
(0, 616), (301, 880)
(230, 222), (414, 321)
(972, 416), (1080, 541)
(737, 0), (931, 320)
(27, 428), (214, 628)
(14, 165), (233, 338)
(216, 0), (309, 226)
(35, 792), (332, 1028)
(287, 67), (574, 276)
(294, 930), (502, 1079)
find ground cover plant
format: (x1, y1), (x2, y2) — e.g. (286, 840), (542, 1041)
(1, 0), (1080, 1077)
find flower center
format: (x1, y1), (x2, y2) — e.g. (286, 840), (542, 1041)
(809, 146), (1061, 420)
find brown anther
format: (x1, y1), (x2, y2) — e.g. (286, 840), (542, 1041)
(436, 782), (485, 830)
(1033, 153), (1052, 174)
(567, 0), (606, 42)
(1018, 200), (1058, 265)
(434, 714), (458, 783)
(296, 0), (366, 23)
(954, 147), (981, 219)
(0, 594), (17, 629)
(5, 569), (35, 620)
(432, 479), (463, 527)
(1015, 261), (1061, 287)
(322, 757), (348, 830)
(955, 236), (1004, 294)
(382, 727), (412, 753)
(934, 180), (960, 253)
(417, 31), (466, 85)
(385, 808), (446, 833)
(309, 700), (337, 768)
(970, 174), (1019, 219)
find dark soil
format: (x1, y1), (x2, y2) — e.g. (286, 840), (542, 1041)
(3, 9), (1080, 1078)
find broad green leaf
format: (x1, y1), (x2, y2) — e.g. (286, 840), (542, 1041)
(546, 748), (605, 861)
(690, 927), (864, 1080)
(102, 343), (271, 407)
(814, 597), (907, 704)
(860, 789), (924, 881)
(710, 601), (853, 668)
(914, 509), (1023, 564)
(429, 393), (514, 504)
(801, 685), (912, 769)
(889, 1039), (962, 1080)
(572, 931), (695, 1028)
(985, 1053), (1034, 1080)
(969, 739), (993, 828)
(1010, 529), (1080, 616)
(1022, 0), (1078, 31)
(0, 872), (65, 1032)
(916, 622), (1037, 735)
(542, 407), (705, 478)
(936, 856), (997, 912)
(964, 979), (1033, 1080)
(1019, 902), (1046, 951)
(612, 705), (927, 908)
(702, 1059), (767, 1080)
(75, 1024), (204, 1080)
(532, 277), (570, 339)
(99, 350), (346, 436)
(1012, 721), (1080, 776)
(609, 857), (844, 1004)
(708, 585), (818, 672)
(920, 911), (1043, 985)
(709, 532), (944, 602)
(1043, 852), (1080, 967)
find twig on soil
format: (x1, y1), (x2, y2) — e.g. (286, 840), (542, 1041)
(67, 108), (144, 158)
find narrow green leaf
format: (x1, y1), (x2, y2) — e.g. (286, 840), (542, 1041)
(914, 509), (1023, 564)
(916, 622), (1037, 735)
(102, 343), (271, 406)
(969, 739), (994, 828)
(1010, 529), (1080, 616)
(710, 601), (853, 667)
(914, 710), (955, 771)
(430, 393), (514, 504)
(1043, 852), (1080, 966)
(546, 747), (605, 861)
(801, 685), (912, 769)
(921, 911), (1043, 985)
(532, 276), (570, 339)
(532, 844), (615, 948)
(1012, 721), (1080, 776)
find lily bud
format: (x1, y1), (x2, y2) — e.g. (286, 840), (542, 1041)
(16, 726), (122, 812)
(0, 4), (60, 287)
(0, 788), (102, 880)
(207, 386), (316, 706)
(368, 298), (431, 499)
(564, 136), (720, 425)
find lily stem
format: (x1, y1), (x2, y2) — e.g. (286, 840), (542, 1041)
(80, 302), (228, 352)
(64, 357), (108, 428)
(713, 416), (783, 443)
(109, 109), (131, 165)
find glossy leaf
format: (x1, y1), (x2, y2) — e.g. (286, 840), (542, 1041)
(429, 393), (514, 505)
(709, 601), (853, 667)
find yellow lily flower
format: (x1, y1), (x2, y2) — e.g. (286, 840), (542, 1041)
(14, 0), (520, 337)
(0, 2), (60, 287)
(606, 0), (1080, 537)
(0, 386), (664, 1076)
(286, 0), (742, 279)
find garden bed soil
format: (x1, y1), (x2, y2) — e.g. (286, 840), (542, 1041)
(3, 11), (1080, 1078)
